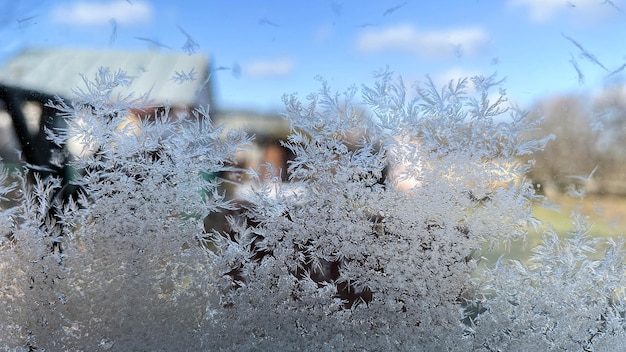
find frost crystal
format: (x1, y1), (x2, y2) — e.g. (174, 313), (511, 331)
(1, 67), (624, 351)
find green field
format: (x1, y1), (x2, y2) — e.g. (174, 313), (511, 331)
(481, 194), (626, 266)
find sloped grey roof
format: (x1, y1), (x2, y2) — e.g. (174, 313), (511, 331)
(0, 48), (211, 107)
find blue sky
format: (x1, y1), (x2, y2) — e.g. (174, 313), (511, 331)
(0, 0), (625, 113)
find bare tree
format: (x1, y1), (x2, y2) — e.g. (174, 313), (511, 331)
(526, 90), (626, 196)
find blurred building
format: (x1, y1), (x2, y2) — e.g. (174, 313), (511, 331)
(0, 47), (212, 165)
(214, 109), (290, 175)
(0, 48), (292, 200)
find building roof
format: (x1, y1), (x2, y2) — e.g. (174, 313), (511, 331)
(214, 110), (290, 139)
(0, 48), (211, 107)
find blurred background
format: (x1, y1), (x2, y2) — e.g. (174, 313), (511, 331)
(1, 0), (625, 261)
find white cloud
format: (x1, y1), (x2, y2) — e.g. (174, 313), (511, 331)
(355, 24), (489, 59)
(51, 0), (153, 26)
(243, 58), (295, 78)
(509, 0), (623, 23)
(509, 0), (571, 21)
